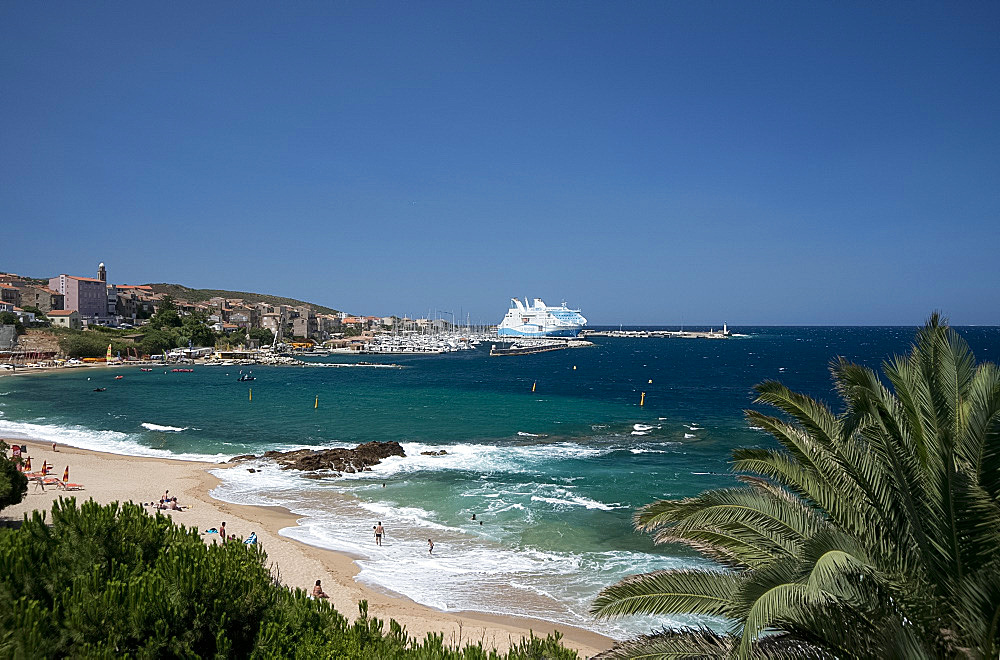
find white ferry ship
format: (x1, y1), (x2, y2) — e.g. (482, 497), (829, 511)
(497, 298), (587, 337)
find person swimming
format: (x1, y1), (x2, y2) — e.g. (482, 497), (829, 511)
(374, 522), (384, 546)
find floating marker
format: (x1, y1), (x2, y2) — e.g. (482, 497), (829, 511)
(249, 388), (252, 402)
(314, 395), (319, 409)
(640, 392), (646, 406)
(532, 381), (536, 392)
(648, 379), (653, 384)
(573, 365), (577, 370)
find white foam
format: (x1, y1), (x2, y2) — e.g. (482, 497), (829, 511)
(630, 430), (648, 436)
(531, 495), (619, 510)
(315, 441), (614, 481)
(0, 418), (229, 463)
(141, 422), (188, 432)
(208, 457), (715, 639)
(684, 433), (696, 439)
(633, 423), (655, 431)
(517, 431), (547, 437)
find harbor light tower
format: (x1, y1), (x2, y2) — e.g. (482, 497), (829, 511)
(98, 262), (106, 282)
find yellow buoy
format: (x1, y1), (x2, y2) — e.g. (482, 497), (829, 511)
(573, 365), (577, 370)
(314, 395), (319, 409)
(640, 392), (646, 406)
(532, 381), (536, 392)
(648, 379), (652, 384)
(249, 388), (253, 402)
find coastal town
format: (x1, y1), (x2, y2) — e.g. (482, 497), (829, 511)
(0, 262), (483, 365)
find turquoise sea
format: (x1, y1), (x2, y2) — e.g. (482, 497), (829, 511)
(2, 326), (999, 637)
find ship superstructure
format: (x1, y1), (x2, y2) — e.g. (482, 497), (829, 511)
(497, 298), (587, 337)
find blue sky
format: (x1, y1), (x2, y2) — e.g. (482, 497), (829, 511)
(2, 2), (998, 325)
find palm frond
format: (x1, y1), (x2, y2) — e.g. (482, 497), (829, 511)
(592, 627), (734, 660)
(591, 570), (741, 620)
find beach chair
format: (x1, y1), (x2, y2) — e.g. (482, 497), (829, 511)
(56, 480), (84, 491)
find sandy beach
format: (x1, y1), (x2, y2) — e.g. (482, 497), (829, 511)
(1, 440), (612, 658)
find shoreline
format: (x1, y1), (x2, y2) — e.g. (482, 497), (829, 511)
(1, 440), (613, 657)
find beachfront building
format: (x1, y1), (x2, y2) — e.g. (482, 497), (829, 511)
(47, 309), (82, 330)
(49, 273), (110, 324)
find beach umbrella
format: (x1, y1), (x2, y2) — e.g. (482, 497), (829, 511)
(24, 457), (31, 471)
(41, 461), (48, 476)
(63, 466), (69, 482)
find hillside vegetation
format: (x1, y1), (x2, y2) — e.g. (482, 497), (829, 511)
(146, 283), (339, 315)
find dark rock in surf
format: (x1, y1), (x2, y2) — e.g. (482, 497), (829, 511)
(236, 441), (406, 474)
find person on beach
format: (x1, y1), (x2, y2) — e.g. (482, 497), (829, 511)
(220, 521), (226, 542)
(374, 522), (384, 546)
(428, 538), (434, 554)
(312, 580), (329, 599)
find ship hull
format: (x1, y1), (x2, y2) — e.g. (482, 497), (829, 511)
(496, 326), (582, 338)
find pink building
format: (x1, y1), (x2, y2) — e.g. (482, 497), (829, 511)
(49, 274), (107, 321)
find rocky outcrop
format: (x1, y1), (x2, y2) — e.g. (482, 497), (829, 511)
(231, 441), (405, 474)
(419, 450), (448, 456)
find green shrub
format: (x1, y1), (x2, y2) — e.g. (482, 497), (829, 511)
(0, 499), (578, 659)
(0, 440), (27, 512)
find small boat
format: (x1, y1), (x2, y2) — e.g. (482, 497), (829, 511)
(140, 368), (153, 372)
(115, 375), (124, 380)
(237, 374), (255, 382)
(93, 387), (106, 392)
(171, 368), (194, 373)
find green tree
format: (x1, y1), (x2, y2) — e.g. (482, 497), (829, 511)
(150, 307), (182, 329)
(248, 327), (274, 345)
(139, 327), (179, 356)
(180, 313), (216, 348)
(0, 440), (27, 512)
(592, 314), (1000, 659)
(0, 311), (24, 335)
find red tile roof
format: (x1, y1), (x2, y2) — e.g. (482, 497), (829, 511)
(47, 309), (77, 316)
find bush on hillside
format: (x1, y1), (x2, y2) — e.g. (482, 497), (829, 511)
(0, 440), (27, 512)
(0, 311), (25, 335)
(0, 499), (578, 659)
(55, 330), (133, 359)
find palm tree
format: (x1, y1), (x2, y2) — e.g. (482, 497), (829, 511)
(592, 315), (1000, 659)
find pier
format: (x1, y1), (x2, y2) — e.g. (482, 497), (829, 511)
(580, 326), (733, 340)
(489, 338), (594, 356)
